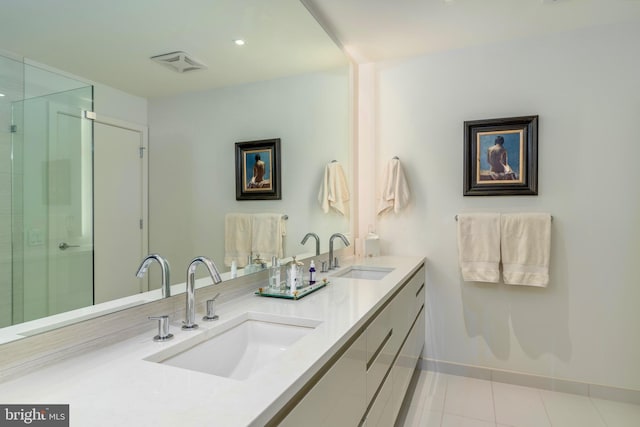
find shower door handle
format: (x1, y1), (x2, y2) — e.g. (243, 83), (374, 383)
(58, 242), (80, 250)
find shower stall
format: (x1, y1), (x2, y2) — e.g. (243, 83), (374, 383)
(0, 53), (94, 327)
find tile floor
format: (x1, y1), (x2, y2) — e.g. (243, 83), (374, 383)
(397, 371), (640, 427)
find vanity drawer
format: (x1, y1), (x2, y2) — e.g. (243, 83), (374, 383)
(362, 367), (394, 427)
(365, 302), (393, 403)
(279, 333), (366, 427)
(366, 325), (394, 404)
(390, 265), (425, 351)
(391, 307), (425, 417)
(366, 305), (391, 361)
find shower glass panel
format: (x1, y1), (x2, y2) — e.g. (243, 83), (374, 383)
(1, 54), (94, 327)
(0, 54), (23, 328)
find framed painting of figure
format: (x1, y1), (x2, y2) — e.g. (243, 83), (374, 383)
(235, 138), (281, 200)
(463, 116), (538, 196)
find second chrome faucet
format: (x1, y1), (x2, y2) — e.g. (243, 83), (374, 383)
(183, 256), (222, 330)
(329, 233), (350, 270)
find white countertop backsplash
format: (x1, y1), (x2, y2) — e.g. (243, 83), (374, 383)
(0, 255), (424, 427)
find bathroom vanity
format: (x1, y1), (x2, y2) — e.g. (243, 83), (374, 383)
(0, 256), (425, 426)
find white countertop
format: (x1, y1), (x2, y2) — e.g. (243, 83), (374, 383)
(0, 256), (424, 427)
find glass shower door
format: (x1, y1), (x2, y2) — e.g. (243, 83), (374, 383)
(45, 97), (93, 315)
(17, 76), (93, 323)
(2, 54), (94, 326)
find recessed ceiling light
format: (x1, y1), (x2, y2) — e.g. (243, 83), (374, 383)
(0, 93), (5, 97)
(234, 39), (246, 46)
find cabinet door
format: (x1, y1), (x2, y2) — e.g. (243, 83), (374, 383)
(279, 334), (366, 427)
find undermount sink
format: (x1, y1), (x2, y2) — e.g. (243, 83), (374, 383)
(334, 265), (394, 280)
(145, 312), (321, 380)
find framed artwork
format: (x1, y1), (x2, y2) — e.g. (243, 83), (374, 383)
(235, 138), (281, 200)
(463, 115), (538, 196)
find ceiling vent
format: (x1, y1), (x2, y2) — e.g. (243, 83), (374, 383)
(150, 51), (207, 73)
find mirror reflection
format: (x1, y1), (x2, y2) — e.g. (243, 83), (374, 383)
(0, 0), (351, 335)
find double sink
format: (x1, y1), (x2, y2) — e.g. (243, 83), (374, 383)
(145, 265), (394, 380)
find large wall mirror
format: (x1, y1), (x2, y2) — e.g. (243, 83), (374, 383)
(0, 0), (351, 340)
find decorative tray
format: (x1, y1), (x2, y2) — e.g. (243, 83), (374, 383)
(255, 279), (329, 300)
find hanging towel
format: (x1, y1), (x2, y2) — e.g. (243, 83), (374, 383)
(318, 161), (350, 216)
(377, 157), (411, 215)
(224, 213), (252, 267)
(501, 213), (551, 287)
(251, 213), (286, 260)
(456, 213), (501, 283)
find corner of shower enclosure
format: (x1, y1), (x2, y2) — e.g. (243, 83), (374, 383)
(1, 52), (94, 327)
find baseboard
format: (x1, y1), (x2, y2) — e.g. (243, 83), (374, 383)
(419, 358), (640, 405)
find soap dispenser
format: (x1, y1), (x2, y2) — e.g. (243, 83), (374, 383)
(364, 225), (380, 257)
(244, 255), (255, 274)
(269, 256), (281, 290)
(309, 260), (316, 284)
(287, 257), (304, 292)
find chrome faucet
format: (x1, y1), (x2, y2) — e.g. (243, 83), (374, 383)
(301, 232), (320, 256)
(328, 233), (350, 270)
(183, 256), (222, 330)
(136, 254), (171, 298)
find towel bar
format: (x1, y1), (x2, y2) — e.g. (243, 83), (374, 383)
(455, 214), (553, 221)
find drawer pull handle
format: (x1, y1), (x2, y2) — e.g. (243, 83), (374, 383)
(366, 329), (392, 371)
(416, 283), (425, 297)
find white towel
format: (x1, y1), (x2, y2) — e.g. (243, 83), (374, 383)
(377, 158), (411, 215)
(501, 213), (551, 287)
(318, 162), (350, 216)
(251, 213), (286, 260)
(457, 213), (501, 283)
(224, 213), (252, 267)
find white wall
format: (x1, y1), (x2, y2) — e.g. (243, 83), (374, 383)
(93, 83), (148, 126)
(148, 68), (351, 276)
(365, 22), (640, 390)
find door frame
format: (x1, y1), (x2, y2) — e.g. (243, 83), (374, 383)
(92, 114), (149, 293)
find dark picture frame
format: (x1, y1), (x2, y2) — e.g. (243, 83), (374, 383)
(463, 115), (538, 196)
(235, 138), (281, 200)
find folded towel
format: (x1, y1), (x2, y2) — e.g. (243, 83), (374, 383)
(457, 213), (501, 283)
(251, 213), (286, 261)
(318, 162), (350, 216)
(224, 213), (252, 267)
(501, 213), (551, 287)
(377, 157), (411, 215)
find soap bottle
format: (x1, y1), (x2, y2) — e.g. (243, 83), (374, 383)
(309, 260), (316, 284)
(296, 259), (304, 288)
(287, 257), (304, 292)
(244, 255), (254, 274)
(269, 256), (281, 290)
(230, 260), (238, 278)
(286, 258), (298, 292)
